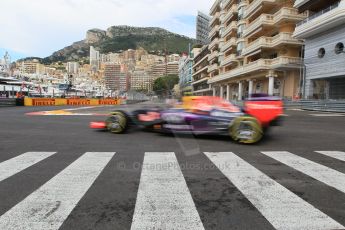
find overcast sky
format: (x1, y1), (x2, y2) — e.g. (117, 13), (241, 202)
(0, 0), (213, 60)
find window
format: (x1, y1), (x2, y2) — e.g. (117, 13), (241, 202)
(318, 48), (325, 58)
(335, 42), (344, 54)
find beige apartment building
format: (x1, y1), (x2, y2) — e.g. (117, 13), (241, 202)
(208, 0), (307, 100)
(192, 45), (212, 95)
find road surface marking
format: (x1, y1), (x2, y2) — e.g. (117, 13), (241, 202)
(0, 152), (115, 230)
(131, 152), (204, 230)
(262, 151), (345, 195)
(309, 113), (344, 117)
(287, 109), (303, 111)
(26, 110), (107, 116)
(316, 151), (345, 162)
(205, 152), (344, 230)
(0, 152), (56, 182)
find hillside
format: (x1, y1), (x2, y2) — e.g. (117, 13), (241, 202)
(42, 26), (196, 64)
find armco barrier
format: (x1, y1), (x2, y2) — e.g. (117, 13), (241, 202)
(24, 98), (121, 106)
(0, 98), (17, 107)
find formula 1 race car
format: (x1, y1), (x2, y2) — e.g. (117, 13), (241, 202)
(90, 96), (284, 144)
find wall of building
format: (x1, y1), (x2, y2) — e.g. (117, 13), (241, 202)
(305, 25), (345, 80)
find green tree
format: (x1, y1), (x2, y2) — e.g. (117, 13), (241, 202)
(153, 75), (179, 97)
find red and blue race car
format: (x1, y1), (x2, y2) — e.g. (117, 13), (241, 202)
(90, 95), (283, 144)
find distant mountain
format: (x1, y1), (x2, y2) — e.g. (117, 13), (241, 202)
(41, 26), (196, 64)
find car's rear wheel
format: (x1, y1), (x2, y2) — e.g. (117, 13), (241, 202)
(229, 116), (263, 144)
(106, 111), (128, 134)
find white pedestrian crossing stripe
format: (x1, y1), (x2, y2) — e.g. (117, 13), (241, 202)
(131, 152), (204, 230)
(316, 151), (345, 162)
(204, 152), (344, 230)
(309, 113), (344, 117)
(0, 152), (56, 182)
(262, 151), (345, 194)
(0, 150), (345, 229)
(0, 152), (115, 230)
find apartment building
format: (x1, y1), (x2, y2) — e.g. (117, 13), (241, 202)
(21, 59), (41, 74)
(130, 70), (154, 92)
(192, 45), (212, 95)
(151, 62), (179, 78)
(196, 11), (211, 45)
(90, 46), (100, 72)
(208, 0), (307, 100)
(294, 0), (345, 99)
(66, 62), (79, 74)
(104, 63), (122, 91)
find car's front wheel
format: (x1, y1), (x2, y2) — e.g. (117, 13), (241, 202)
(105, 111), (128, 134)
(229, 116), (263, 144)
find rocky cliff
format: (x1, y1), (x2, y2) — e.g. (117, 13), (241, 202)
(42, 26), (196, 64)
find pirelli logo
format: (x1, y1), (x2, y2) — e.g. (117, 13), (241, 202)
(32, 99), (56, 106)
(25, 98), (121, 106)
(99, 100), (119, 105)
(67, 99), (91, 106)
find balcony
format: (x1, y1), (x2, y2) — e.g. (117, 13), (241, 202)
(271, 56), (302, 69)
(209, 38), (220, 50)
(220, 54), (237, 67)
(210, 0), (221, 16)
(210, 12), (220, 27)
(192, 77), (210, 86)
(222, 0), (232, 9)
(208, 56), (302, 83)
(238, 0), (249, 8)
(243, 14), (274, 37)
(242, 33), (303, 56)
(294, 2), (345, 39)
(192, 66), (209, 77)
(208, 63), (219, 73)
(220, 37), (237, 52)
(294, 0), (312, 8)
(221, 21), (237, 38)
(244, 0), (276, 19)
(221, 4), (238, 24)
(193, 54), (209, 69)
(274, 7), (308, 24)
(209, 25), (220, 39)
(243, 8), (307, 37)
(208, 51), (219, 62)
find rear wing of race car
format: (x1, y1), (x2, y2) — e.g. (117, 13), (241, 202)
(243, 96), (284, 127)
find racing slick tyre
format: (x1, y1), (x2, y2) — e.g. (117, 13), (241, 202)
(105, 111), (128, 134)
(229, 116), (263, 144)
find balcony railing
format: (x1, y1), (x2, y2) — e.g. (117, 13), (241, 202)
(243, 8), (307, 37)
(242, 33), (302, 55)
(274, 7), (308, 23)
(192, 77), (210, 86)
(208, 63), (219, 73)
(209, 25), (220, 38)
(192, 66), (209, 77)
(210, 0), (221, 15)
(208, 51), (219, 61)
(245, 0), (275, 18)
(297, 2), (340, 27)
(222, 0), (232, 9)
(243, 14), (274, 37)
(210, 12), (220, 27)
(208, 56), (302, 83)
(209, 38), (220, 50)
(271, 56), (302, 67)
(221, 4), (238, 23)
(238, 0), (249, 8)
(221, 21), (237, 38)
(220, 37), (237, 52)
(220, 54), (237, 67)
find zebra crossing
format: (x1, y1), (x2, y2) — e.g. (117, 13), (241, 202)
(0, 150), (345, 229)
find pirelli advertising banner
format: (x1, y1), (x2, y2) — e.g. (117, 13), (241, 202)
(24, 98), (121, 106)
